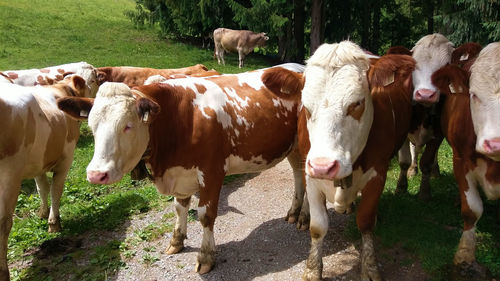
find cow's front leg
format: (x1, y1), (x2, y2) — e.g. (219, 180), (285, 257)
(286, 151), (308, 230)
(237, 49), (245, 68)
(35, 175), (50, 219)
(396, 138), (411, 194)
(417, 136), (442, 201)
(166, 196), (191, 255)
(407, 142), (420, 177)
(0, 179), (21, 281)
(195, 174), (224, 274)
(303, 178), (327, 281)
(357, 174), (386, 281)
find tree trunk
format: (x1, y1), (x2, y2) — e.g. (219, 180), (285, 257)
(361, 1), (371, 50)
(426, 0), (434, 33)
(371, 0), (380, 54)
(294, 0), (305, 63)
(310, 0), (323, 55)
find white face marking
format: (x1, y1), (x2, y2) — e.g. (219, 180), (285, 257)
(86, 83), (150, 183)
(302, 42), (373, 179)
(411, 34), (453, 101)
(469, 43), (500, 159)
(154, 166), (204, 197)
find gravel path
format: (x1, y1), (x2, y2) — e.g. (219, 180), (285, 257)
(108, 160), (428, 281)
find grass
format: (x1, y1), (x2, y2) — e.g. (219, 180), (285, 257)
(1, 0), (498, 280)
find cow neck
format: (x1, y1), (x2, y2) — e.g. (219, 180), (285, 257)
(131, 88), (154, 178)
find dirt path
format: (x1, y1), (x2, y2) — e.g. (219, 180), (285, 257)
(108, 160), (428, 281)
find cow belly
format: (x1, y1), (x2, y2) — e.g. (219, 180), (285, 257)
(154, 166), (203, 198)
(224, 152), (288, 175)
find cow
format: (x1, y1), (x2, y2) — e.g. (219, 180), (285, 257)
(0, 75), (91, 280)
(56, 65), (305, 274)
(431, 42), (500, 279)
(2, 61), (99, 97)
(96, 64), (211, 87)
(390, 34), (455, 200)
(143, 69), (222, 85)
(213, 28), (269, 68)
(289, 41), (416, 281)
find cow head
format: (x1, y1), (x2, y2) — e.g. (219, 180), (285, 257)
(303, 41), (415, 213)
(57, 82), (160, 184)
(432, 42), (500, 160)
(69, 63), (100, 98)
(411, 33), (454, 105)
(256, 32), (269, 47)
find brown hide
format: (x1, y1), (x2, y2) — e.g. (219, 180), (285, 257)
(97, 64), (210, 87)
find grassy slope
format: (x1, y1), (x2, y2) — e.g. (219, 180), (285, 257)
(1, 0), (498, 280)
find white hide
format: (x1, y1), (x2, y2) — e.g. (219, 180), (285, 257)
(87, 83), (150, 183)
(155, 166), (205, 198)
(469, 42), (500, 160)
(302, 41), (374, 179)
(411, 33), (454, 99)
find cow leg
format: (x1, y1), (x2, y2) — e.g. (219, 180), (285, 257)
(166, 196), (191, 255)
(48, 158), (73, 233)
(298, 192), (310, 231)
(0, 178), (22, 281)
(35, 175), (50, 219)
(286, 150), (309, 230)
(303, 178), (327, 281)
(431, 150), (441, 178)
(357, 173), (386, 281)
(453, 159), (482, 266)
(407, 142), (420, 177)
(396, 138), (411, 194)
(237, 49), (245, 68)
(417, 136), (442, 201)
(195, 174), (224, 274)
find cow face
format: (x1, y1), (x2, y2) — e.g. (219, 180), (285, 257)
(57, 82), (160, 184)
(302, 41), (373, 180)
(73, 64), (99, 97)
(257, 32), (269, 47)
(469, 43), (500, 160)
(411, 33), (454, 105)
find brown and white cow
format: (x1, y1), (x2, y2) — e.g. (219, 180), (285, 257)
(292, 41), (415, 281)
(391, 34), (455, 199)
(2, 61), (99, 97)
(213, 28), (269, 68)
(0, 72), (13, 84)
(431, 42), (500, 277)
(96, 64), (211, 87)
(57, 65), (305, 274)
(0, 75), (90, 280)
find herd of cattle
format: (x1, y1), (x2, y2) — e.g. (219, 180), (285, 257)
(0, 33), (498, 280)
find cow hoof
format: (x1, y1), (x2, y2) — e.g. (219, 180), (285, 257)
(450, 261), (491, 281)
(302, 268), (321, 281)
(48, 219), (62, 233)
(297, 214), (310, 231)
(166, 244), (184, 255)
(195, 261), (214, 274)
(286, 214), (297, 224)
(37, 207), (49, 219)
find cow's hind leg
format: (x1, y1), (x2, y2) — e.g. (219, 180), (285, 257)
(48, 158), (74, 233)
(303, 178), (327, 281)
(35, 174), (50, 219)
(286, 150), (309, 230)
(166, 196), (191, 255)
(417, 136), (442, 201)
(195, 174), (224, 274)
(237, 49), (245, 68)
(396, 138), (411, 194)
(0, 178), (22, 281)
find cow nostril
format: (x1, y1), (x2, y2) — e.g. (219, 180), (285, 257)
(99, 173), (109, 182)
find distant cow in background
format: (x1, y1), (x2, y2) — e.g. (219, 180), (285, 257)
(214, 28), (269, 68)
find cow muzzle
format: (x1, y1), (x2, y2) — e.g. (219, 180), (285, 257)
(481, 137), (500, 161)
(414, 88), (439, 105)
(307, 157), (339, 180)
(87, 170), (111, 184)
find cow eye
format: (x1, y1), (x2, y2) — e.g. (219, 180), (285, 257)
(346, 99), (365, 120)
(470, 93), (481, 104)
(124, 122), (133, 133)
(303, 107), (312, 119)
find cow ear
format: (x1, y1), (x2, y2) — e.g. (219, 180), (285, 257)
(262, 67), (304, 100)
(431, 64), (469, 96)
(69, 75), (88, 97)
(57, 96), (94, 120)
(451, 42), (482, 66)
(368, 54), (416, 89)
(136, 96), (160, 123)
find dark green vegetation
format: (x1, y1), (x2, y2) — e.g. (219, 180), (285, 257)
(0, 0), (498, 280)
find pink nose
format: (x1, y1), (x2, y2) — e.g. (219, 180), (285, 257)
(87, 171), (110, 184)
(483, 138), (500, 154)
(307, 157), (339, 179)
(414, 89), (438, 104)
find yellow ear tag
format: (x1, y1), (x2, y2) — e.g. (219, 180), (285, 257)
(460, 53), (469, 61)
(383, 72), (395, 87)
(80, 110), (88, 117)
(142, 112), (149, 123)
(449, 83), (460, 94)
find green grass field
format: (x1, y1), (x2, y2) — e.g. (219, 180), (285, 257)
(0, 0), (498, 280)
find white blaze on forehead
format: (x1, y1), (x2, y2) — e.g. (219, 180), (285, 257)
(411, 33), (453, 92)
(302, 41), (373, 179)
(469, 42), (500, 155)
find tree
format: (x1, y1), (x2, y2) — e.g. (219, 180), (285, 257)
(310, 0), (323, 54)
